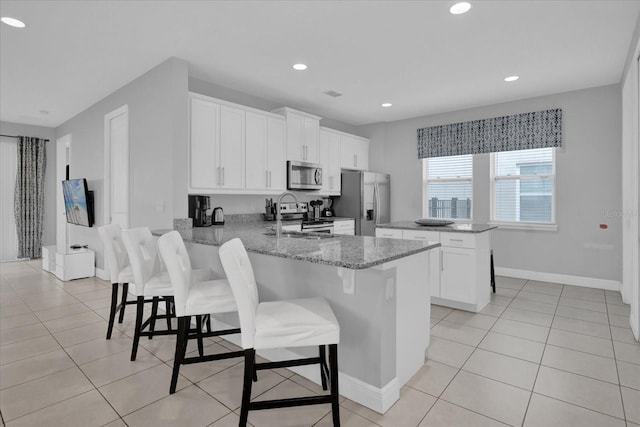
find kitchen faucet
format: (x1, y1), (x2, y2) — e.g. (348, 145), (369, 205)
(276, 191), (298, 239)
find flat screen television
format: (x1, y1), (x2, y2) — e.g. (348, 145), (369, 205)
(62, 178), (94, 227)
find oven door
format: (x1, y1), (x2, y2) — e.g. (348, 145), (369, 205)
(301, 223), (334, 234)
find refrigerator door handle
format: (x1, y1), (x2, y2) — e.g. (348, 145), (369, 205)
(373, 182), (379, 224)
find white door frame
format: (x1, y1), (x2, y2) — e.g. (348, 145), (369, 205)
(56, 134), (71, 253)
(104, 105), (129, 228)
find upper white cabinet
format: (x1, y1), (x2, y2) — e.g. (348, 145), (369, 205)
(190, 96), (220, 190)
(219, 105), (245, 190)
(245, 112), (286, 191)
(189, 95), (245, 192)
(340, 134), (369, 171)
(272, 107), (321, 164)
(319, 127), (341, 195)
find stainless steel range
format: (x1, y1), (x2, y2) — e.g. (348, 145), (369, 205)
(301, 219), (334, 234)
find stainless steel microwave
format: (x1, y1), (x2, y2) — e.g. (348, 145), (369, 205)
(287, 160), (322, 190)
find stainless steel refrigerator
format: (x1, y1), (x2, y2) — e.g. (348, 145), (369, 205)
(333, 171), (390, 236)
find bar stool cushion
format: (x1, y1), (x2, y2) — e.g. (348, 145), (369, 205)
(255, 298), (339, 349)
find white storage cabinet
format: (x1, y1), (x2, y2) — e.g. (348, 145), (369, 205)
(375, 228), (491, 312)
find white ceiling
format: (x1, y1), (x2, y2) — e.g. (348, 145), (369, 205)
(1, 0), (639, 128)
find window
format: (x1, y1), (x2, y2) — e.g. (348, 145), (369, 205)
(423, 154), (472, 220)
(491, 147), (556, 225)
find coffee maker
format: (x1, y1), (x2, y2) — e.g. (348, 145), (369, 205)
(188, 195), (213, 227)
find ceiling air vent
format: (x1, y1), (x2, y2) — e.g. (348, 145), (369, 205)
(324, 90), (342, 98)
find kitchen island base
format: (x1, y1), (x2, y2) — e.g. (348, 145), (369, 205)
(185, 242), (431, 414)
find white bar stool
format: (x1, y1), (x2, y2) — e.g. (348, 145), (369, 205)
(157, 230), (244, 394)
(97, 224), (137, 339)
(218, 238), (341, 427)
(121, 227), (212, 361)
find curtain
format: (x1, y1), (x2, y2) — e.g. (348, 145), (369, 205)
(14, 136), (47, 259)
(417, 108), (563, 158)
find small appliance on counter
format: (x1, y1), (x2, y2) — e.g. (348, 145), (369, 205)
(212, 207), (224, 225)
(309, 199), (324, 219)
(188, 195), (213, 227)
(321, 198), (335, 217)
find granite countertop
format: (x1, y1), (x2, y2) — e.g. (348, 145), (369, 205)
(152, 221), (438, 270)
(376, 221), (497, 233)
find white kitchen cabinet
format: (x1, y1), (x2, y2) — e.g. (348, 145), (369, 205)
(333, 219), (355, 235)
(375, 228), (403, 239)
(440, 246), (476, 304)
(245, 112), (286, 191)
(403, 230), (441, 299)
(189, 96), (220, 190)
(272, 107), (321, 164)
(189, 94), (245, 192)
(319, 128), (341, 195)
(219, 105), (245, 190)
(375, 227), (491, 312)
(340, 134), (370, 171)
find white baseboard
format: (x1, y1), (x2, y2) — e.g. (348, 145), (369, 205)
(207, 318), (399, 414)
(496, 267), (622, 292)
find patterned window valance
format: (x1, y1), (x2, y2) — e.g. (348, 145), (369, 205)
(417, 108), (562, 158)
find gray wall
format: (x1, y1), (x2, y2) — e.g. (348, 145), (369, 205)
(55, 57), (189, 270)
(0, 121), (57, 246)
(359, 84), (622, 282)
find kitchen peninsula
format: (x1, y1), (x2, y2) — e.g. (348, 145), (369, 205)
(152, 221), (439, 413)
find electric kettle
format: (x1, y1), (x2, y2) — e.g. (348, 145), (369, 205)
(212, 207), (224, 225)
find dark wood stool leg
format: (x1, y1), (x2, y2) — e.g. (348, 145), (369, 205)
(239, 349), (256, 427)
(196, 315), (204, 357)
(130, 296), (145, 361)
(118, 283), (129, 323)
(106, 283), (119, 339)
(149, 296), (159, 339)
(319, 345), (329, 391)
(165, 298), (173, 331)
(170, 316), (190, 394)
(329, 344), (340, 426)
(490, 250), (496, 293)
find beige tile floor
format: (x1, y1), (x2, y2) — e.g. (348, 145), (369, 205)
(1, 260), (639, 426)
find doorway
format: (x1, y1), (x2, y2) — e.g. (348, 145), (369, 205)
(104, 105), (130, 228)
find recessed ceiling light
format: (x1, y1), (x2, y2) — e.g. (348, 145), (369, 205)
(1, 16), (26, 28)
(292, 63), (307, 71)
(504, 75), (519, 82)
(381, 103), (392, 108)
(449, 2), (471, 15)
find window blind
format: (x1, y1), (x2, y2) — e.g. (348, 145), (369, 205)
(424, 155), (472, 219)
(493, 148), (555, 223)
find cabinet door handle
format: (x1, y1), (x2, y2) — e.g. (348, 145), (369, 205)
(353, 154), (357, 167)
(440, 251), (444, 271)
(222, 167), (225, 186)
(266, 170), (269, 187)
(217, 167), (221, 186)
(269, 170), (272, 187)
(449, 238), (463, 242)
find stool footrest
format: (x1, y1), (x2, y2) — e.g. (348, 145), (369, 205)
(182, 350), (244, 365)
(188, 327), (240, 340)
(256, 357), (322, 371)
(249, 395), (332, 411)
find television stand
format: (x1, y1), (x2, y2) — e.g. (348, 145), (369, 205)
(42, 245), (95, 281)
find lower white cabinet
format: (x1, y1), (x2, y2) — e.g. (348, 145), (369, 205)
(333, 219), (355, 235)
(375, 228), (491, 312)
(42, 245), (95, 281)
